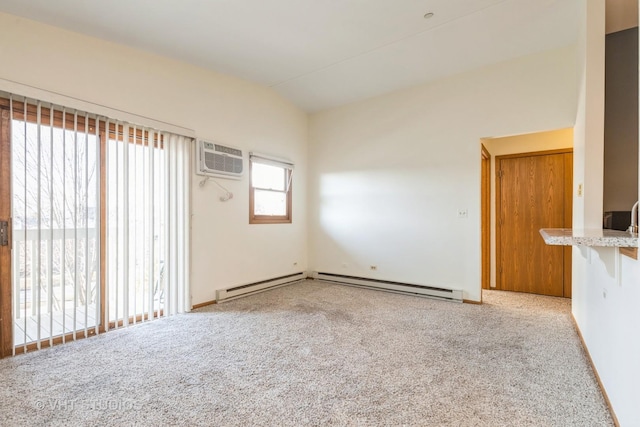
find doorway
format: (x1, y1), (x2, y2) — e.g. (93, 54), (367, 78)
(0, 95), (182, 357)
(0, 100), (104, 355)
(495, 149), (572, 297)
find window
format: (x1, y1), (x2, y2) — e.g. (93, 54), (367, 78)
(249, 153), (293, 224)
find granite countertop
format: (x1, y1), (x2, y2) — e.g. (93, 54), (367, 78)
(540, 228), (638, 248)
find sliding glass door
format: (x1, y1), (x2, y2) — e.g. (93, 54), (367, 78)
(0, 93), (191, 357)
(0, 108), (12, 357)
(106, 126), (167, 327)
(105, 125), (191, 328)
(0, 99), (102, 353)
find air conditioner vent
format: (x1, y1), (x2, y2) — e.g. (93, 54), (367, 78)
(205, 151), (243, 174)
(196, 140), (243, 179)
(214, 144), (242, 157)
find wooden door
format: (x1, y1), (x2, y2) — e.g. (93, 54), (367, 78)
(0, 108), (11, 357)
(496, 150), (572, 297)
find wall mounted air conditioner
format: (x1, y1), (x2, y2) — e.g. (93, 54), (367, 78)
(196, 140), (244, 180)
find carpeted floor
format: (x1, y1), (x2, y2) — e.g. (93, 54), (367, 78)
(0, 280), (613, 426)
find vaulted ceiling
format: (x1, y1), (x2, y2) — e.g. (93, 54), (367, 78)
(0, 0), (580, 112)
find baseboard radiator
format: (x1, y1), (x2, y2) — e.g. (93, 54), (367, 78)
(216, 272), (307, 302)
(312, 272), (463, 303)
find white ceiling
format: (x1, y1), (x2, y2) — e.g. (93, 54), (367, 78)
(0, 0), (579, 112)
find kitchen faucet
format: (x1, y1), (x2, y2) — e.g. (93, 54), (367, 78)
(628, 201), (639, 234)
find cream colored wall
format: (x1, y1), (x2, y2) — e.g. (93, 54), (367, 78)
(482, 128), (574, 288)
(309, 46), (578, 302)
(0, 12), (309, 305)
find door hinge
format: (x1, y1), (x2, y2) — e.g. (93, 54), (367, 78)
(0, 220), (8, 246)
(498, 170), (504, 178)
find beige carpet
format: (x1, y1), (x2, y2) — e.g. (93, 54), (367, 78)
(0, 280), (613, 426)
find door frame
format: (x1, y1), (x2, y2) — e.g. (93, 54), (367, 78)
(481, 144), (491, 290)
(0, 108), (12, 357)
(495, 148), (573, 296)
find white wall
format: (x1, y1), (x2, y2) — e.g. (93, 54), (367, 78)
(573, 248), (640, 426)
(309, 47), (578, 302)
(0, 12), (308, 305)
(572, 1), (640, 425)
(483, 129), (573, 289)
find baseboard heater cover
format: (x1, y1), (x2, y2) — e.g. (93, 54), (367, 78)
(312, 272), (463, 303)
(216, 272), (307, 302)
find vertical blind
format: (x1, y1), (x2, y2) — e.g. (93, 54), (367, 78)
(3, 93), (191, 354)
(106, 123), (191, 329)
(7, 96), (100, 352)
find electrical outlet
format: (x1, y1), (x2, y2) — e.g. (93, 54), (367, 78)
(370, 265), (377, 271)
(577, 184), (583, 197)
(457, 209), (468, 219)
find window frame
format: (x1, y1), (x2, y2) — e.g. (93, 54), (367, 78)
(249, 158), (292, 224)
